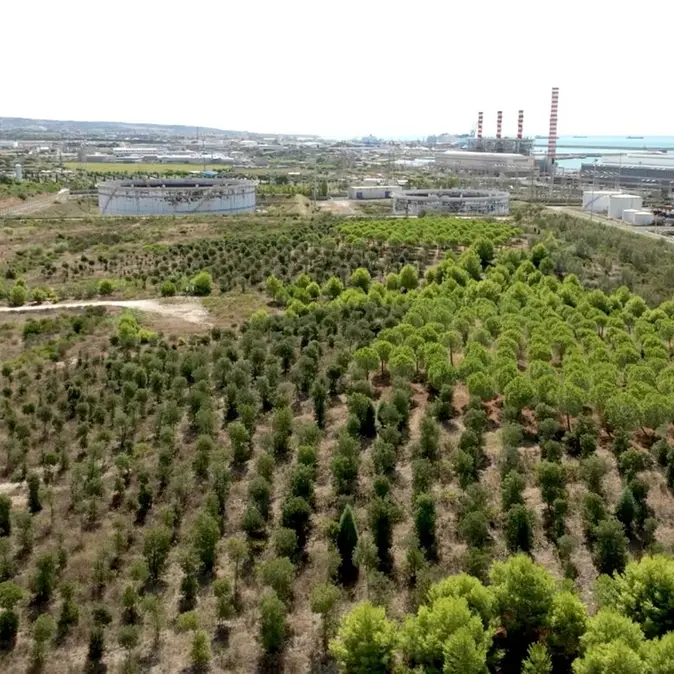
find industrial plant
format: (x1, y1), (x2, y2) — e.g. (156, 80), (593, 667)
(393, 189), (509, 216)
(97, 178), (256, 216)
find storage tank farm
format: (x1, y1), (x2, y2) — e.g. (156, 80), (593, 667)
(97, 178), (256, 216)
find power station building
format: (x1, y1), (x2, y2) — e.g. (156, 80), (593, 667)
(435, 150), (534, 174)
(98, 178), (256, 216)
(393, 189), (509, 216)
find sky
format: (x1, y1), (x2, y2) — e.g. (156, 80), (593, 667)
(5, 0), (673, 138)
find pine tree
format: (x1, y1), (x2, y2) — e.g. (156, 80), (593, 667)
(337, 505), (359, 585)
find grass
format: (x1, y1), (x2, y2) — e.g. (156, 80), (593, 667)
(201, 291), (272, 327)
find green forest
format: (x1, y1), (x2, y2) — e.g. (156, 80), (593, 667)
(0, 211), (674, 672)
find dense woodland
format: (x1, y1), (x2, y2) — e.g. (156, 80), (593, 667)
(1, 213), (674, 672)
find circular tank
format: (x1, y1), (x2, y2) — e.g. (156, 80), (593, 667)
(393, 189), (509, 216)
(98, 178), (256, 216)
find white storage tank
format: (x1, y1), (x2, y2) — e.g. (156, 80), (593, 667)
(583, 190), (621, 213)
(608, 194), (643, 219)
(622, 209), (638, 224)
(633, 211), (654, 226)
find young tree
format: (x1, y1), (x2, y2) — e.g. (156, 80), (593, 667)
(414, 493), (437, 560)
(258, 557), (295, 604)
(369, 498), (393, 573)
(191, 271), (213, 296)
(594, 518), (628, 576)
(310, 583), (341, 651)
(372, 340), (393, 377)
(0, 581), (22, 649)
(337, 504), (359, 585)
(31, 614), (55, 669)
(56, 583), (79, 642)
(522, 643), (552, 674)
(31, 551), (57, 605)
(489, 554), (555, 642)
(213, 578), (235, 624)
(353, 347), (379, 381)
(505, 505), (535, 554)
(329, 601), (396, 674)
(259, 589), (286, 653)
(143, 526), (172, 583)
(226, 536), (248, 598)
(27, 473), (42, 514)
(190, 630), (212, 671)
(349, 268), (372, 293)
(193, 511), (220, 573)
(281, 497), (311, 551)
(311, 377), (328, 429)
(0, 496), (11, 537)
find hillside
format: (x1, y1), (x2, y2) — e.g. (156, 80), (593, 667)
(0, 117), (244, 140)
(0, 211), (673, 673)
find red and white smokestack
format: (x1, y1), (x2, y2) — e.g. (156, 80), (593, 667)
(517, 110), (524, 140)
(548, 88), (559, 160)
(477, 112), (483, 139)
(496, 111), (503, 139)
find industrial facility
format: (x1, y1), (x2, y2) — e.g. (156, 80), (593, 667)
(435, 150), (534, 174)
(347, 185), (401, 200)
(581, 152), (674, 192)
(582, 190), (654, 225)
(98, 178), (256, 216)
(393, 189), (509, 216)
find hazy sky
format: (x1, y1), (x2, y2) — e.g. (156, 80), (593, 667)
(5, 0), (672, 138)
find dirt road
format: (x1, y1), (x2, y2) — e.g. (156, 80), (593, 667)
(0, 299), (211, 325)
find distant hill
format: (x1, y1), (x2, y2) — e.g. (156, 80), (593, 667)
(0, 117), (305, 140)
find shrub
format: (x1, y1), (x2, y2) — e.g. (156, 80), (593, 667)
(191, 271), (213, 296)
(160, 280), (176, 297)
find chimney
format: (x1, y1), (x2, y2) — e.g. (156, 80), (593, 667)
(547, 88), (559, 161)
(517, 110), (524, 140)
(477, 112), (483, 139)
(496, 111), (503, 139)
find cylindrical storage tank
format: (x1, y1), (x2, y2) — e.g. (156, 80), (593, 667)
(608, 194), (642, 219)
(98, 179), (256, 216)
(633, 211), (654, 226)
(622, 209), (638, 224)
(583, 190), (620, 213)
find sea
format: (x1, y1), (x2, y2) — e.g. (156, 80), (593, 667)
(534, 136), (674, 171)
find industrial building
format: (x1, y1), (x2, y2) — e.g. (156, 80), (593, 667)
(347, 185), (401, 200)
(98, 178), (256, 216)
(581, 152), (674, 191)
(435, 150), (534, 174)
(393, 189), (509, 216)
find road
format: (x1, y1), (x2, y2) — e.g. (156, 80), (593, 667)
(0, 299), (211, 325)
(548, 206), (674, 245)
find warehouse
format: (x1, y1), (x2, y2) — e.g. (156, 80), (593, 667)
(393, 189), (509, 216)
(347, 185), (401, 200)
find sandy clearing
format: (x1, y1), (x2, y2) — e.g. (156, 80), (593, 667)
(0, 298), (212, 325)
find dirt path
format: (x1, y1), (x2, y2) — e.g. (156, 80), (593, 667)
(0, 193), (61, 217)
(0, 298), (211, 325)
